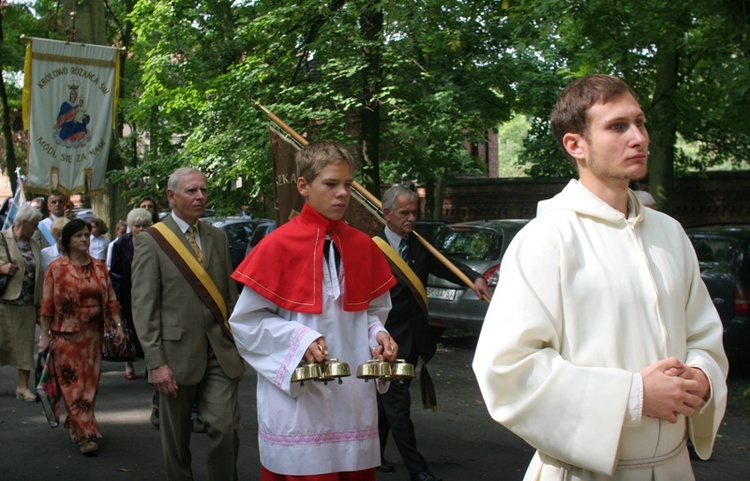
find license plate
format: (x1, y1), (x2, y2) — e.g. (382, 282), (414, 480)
(427, 287), (457, 301)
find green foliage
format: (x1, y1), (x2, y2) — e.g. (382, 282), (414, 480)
(496, 114), (531, 178)
(1, 3), (49, 106)
(0, 2), (55, 173)
(507, 0), (750, 178)
(8, 0), (750, 211)
(107, 0), (515, 212)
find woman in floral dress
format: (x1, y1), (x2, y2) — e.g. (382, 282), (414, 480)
(38, 219), (124, 455)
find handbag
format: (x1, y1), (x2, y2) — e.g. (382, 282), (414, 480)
(101, 326), (137, 362)
(36, 349), (60, 428)
(34, 349), (48, 403)
(0, 235), (13, 295)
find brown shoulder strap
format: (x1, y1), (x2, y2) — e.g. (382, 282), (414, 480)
(148, 224), (233, 340)
(372, 236), (429, 320)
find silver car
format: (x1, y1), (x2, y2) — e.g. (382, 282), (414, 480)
(426, 219), (530, 332)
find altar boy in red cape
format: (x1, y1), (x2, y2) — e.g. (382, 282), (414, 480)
(229, 140), (398, 481)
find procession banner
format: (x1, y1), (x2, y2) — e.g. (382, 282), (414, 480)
(22, 37), (120, 196)
(270, 127), (304, 226)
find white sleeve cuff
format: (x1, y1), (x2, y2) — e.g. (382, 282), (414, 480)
(689, 365), (713, 414)
(625, 372), (643, 427)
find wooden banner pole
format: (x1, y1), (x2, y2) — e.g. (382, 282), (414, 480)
(254, 102), (488, 302)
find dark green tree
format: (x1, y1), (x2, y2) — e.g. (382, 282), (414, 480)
(507, 0), (750, 211)
(13, 0), (749, 218)
(0, 2), (47, 190)
(116, 0), (515, 217)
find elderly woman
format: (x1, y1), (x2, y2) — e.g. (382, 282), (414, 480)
(41, 216), (70, 274)
(109, 208), (152, 379)
(38, 219), (124, 455)
(0, 205), (43, 402)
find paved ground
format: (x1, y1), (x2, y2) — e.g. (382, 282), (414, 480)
(0, 330), (748, 480)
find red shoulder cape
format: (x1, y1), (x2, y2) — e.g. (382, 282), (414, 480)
(232, 204), (396, 313)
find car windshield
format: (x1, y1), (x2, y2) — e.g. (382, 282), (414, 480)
(432, 226), (502, 262)
(224, 223), (251, 241)
(691, 237), (738, 275)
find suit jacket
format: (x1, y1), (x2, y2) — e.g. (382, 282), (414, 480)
(380, 228), (480, 362)
(0, 229), (43, 304)
(131, 215), (244, 385)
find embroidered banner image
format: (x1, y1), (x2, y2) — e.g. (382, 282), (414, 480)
(23, 37), (120, 195)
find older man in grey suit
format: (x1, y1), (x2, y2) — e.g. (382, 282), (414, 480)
(132, 167), (244, 481)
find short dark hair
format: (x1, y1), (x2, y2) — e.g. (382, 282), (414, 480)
(90, 217), (109, 235)
(48, 191), (68, 203)
(137, 195), (160, 223)
(61, 218), (90, 254)
(137, 195), (157, 208)
(551, 74), (638, 160)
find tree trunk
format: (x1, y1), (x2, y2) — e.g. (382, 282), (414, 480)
(0, 9), (18, 191)
(648, 45), (679, 214)
(358, 1), (382, 195)
(433, 178), (444, 221)
(0, 69), (18, 192)
(63, 0), (106, 44)
(63, 0), (127, 231)
(423, 177), (435, 219)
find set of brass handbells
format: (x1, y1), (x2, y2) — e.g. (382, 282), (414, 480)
(291, 358), (415, 385)
(357, 359), (415, 382)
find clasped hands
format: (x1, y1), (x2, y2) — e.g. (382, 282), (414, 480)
(641, 357), (710, 424)
(304, 331), (399, 364)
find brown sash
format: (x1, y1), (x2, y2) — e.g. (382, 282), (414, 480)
(148, 223), (233, 340)
(372, 236), (429, 320)
(373, 236), (439, 411)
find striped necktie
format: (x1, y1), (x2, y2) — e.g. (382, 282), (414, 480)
(399, 237), (409, 260)
(187, 225), (204, 265)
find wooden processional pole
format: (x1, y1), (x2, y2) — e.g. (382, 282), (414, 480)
(253, 102), (489, 303)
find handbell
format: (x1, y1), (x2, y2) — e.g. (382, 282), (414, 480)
(356, 359), (392, 381)
(322, 358), (351, 385)
(291, 362), (322, 385)
(388, 359), (416, 380)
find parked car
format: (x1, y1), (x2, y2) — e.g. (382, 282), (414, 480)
(244, 220), (276, 257)
(426, 219), (530, 332)
(414, 220), (447, 242)
(200, 217), (272, 269)
(72, 208), (94, 222)
(686, 224), (750, 361)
